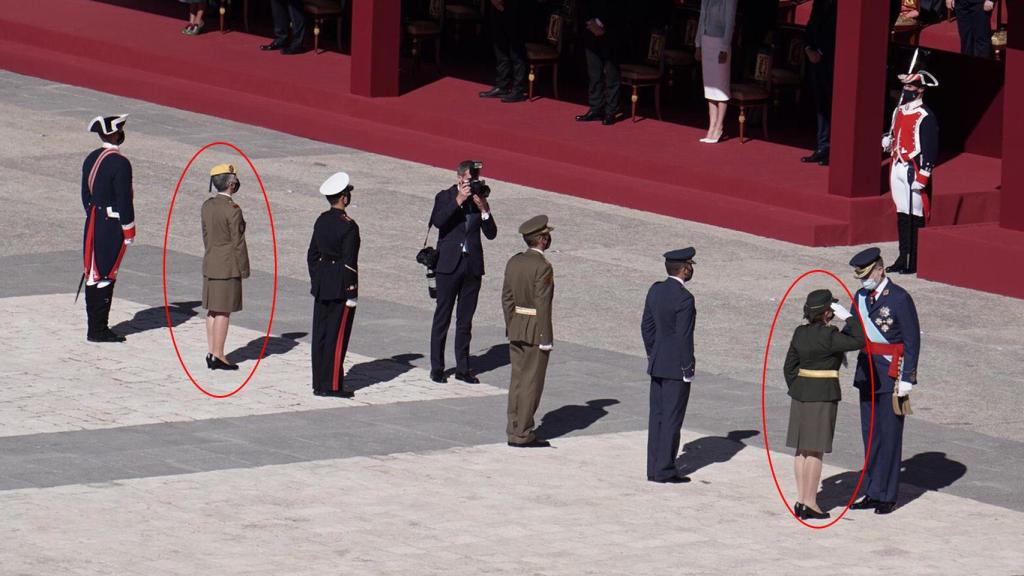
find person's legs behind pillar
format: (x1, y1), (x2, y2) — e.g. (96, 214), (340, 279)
(602, 57), (621, 120)
(502, 1), (528, 101)
(284, 0), (307, 53)
(483, 4), (514, 97)
(583, 47), (608, 118)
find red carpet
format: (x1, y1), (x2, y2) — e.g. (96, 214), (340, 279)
(0, 0), (1001, 248)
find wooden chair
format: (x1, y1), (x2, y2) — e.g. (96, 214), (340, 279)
(303, 0), (349, 53)
(769, 32), (805, 107)
(662, 14), (697, 92)
(404, 0), (444, 74)
(444, 0), (484, 44)
(892, 0), (925, 44)
(728, 47), (771, 143)
(526, 13), (564, 100)
(992, 0), (1007, 60)
(619, 30), (668, 122)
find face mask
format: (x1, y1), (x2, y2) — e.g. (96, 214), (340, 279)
(901, 89), (920, 103)
(862, 278), (879, 291)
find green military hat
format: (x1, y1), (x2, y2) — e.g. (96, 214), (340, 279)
(519, 215), (554, 236)
(804, 288), (838, 317)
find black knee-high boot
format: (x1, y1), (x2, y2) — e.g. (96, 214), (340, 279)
(907, 215), (925, 274)
(84, 284), (100, 338)
(886, 213), (911, 274)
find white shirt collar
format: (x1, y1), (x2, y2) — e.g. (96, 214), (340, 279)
(101, 143), (119, 150)
(873, 277), (889, 297)
(529, 247), (545, 255)
(902, 98), (924, 112)
(669, 276), (686, 287)
(217, 192), (233, 199)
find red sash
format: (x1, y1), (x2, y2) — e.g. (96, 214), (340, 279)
(865, 342), (905, 379)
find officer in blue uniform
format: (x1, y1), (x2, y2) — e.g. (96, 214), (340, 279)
(307, 172), (360, 398)
(847, 247), (921, 514)
(641, 248), (698, 484)
(81, 114), (136, 343)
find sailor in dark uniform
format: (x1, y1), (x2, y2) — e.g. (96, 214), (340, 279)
(883, 71), (939, 274)
(641, 248), (698, 484)
(307, 172), (360, 398)
(847, 247), (921, 514)
(81, 114), (136, 343)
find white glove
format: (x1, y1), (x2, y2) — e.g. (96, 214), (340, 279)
(345, 299), (358, 308)
(683, 376), (693, 383)
(830, 302), (852, 321)
(123, 237), (134, 246)
(881, 134), (892, 152)
(539, 343), (553, 351)
(897, 381), (913, 397)
(911, 181), (925, 191)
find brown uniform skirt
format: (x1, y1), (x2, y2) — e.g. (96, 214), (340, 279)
(786, 399), (838, 453)
(203, 277), (242, 313)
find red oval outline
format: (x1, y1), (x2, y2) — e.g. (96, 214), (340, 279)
(760, 269), (875, 529)
(162, 142), (278, 398)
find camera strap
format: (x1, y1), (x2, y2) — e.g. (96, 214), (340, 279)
(422, 223), (434, 248)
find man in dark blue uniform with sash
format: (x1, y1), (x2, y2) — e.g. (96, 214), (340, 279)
(846, 247), (921, 514)
(642, 248), (698, 484)
(81, 114), (136, 343)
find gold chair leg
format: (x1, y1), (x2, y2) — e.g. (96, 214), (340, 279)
(314, 18), (321, 53)
(631, 85), (638, 122)
(529, 64), (535, 100)
(739, 105), (747, 143)
(219, 5), (226, 33)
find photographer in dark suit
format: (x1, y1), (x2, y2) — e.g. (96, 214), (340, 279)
(429, 161), (498, 384)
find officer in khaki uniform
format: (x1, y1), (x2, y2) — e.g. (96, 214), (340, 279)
(502, 215), (555, 448)
(201, 163), (250, 371)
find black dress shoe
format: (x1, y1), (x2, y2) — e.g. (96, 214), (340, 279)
(874, 501), (897, 514)
(508, 439), (551, 448)
(575, 110), (604, 122)
(602, 115), (617, 126)
(850, 496), (882, 510)
(206, 354), (215, 369)
(87, 329), (126, 343)
(884, 264), (908, 274)
(794, 502), (805, 517)
(430, 369), (448, 383)
(454, 371), (480, 384)
(801, 506), (830, 520)
(479, 86), (508, 98)
(321, 389), (355, 398)
(260, 41), (285, 51)
(650, 475), (691, 484)
(501, 91), (527, 103)
(801, 151), (825, 163)
(818, 155), (830, 166)
(210, 356), (239, 371)
(281, 45), (304, 55)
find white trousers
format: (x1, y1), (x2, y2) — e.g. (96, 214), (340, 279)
(890, 160), (924, 217)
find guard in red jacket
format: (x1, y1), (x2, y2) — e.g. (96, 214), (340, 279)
(81, 114), (136, 342)
(882, 71), (939, 274)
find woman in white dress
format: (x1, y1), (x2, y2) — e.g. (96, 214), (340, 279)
(695, 0), (738, 143)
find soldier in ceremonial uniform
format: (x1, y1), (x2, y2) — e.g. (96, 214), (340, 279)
(883, 71), (939, 275)
(846, 247), (921, 514)
(307, 172), (360, 398)
(502, 215), (555, 448)
(81, 114), (136, 343)
(642, 248), (697, 484)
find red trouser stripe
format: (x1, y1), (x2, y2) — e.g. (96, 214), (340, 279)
(109, 242), (128, 280)
(332, 306), (352, 392)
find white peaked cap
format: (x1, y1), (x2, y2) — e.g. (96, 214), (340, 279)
(319, 172), (351, 195)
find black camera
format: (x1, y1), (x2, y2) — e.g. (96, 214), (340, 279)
(467, 160), (490, 199)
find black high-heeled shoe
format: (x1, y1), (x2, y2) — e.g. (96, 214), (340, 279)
(801, 505), (831, 520)
(210, 356), (239, 371)
(206, 354), (215, 369)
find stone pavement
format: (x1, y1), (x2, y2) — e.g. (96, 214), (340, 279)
(1, 70), (1023, 574)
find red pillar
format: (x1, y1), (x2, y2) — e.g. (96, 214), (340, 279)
(351, 0), (401, 97)
(1001, 0), (1024, 230)
(827, 1), (890, 198)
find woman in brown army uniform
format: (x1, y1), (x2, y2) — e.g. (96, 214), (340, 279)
(784, 288), (864, 520)
(201, 164), (250, 371)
